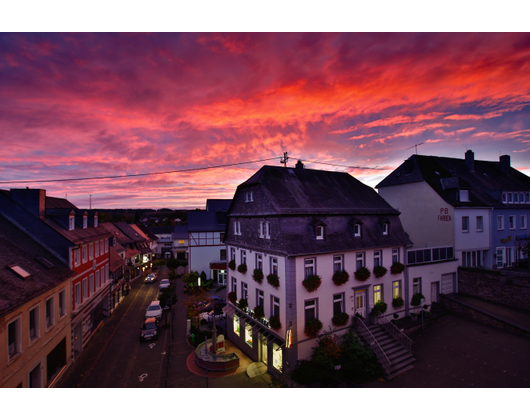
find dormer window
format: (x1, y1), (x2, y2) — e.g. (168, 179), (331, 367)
(382, 223), (389, 235)
(244, 192), (254, 202)
(83, 215), (87, 229)
(69, 215), (75, 231)
(316, 225), (324, 240)
(354, 223), (361, 237)
(94, 215), (98, 227)
(459, 190), (470, 202)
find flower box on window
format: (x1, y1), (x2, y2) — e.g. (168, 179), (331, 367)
(238, 298), (248, 310)
(267, 273), (280, 289)
(304, 318), (323, 338)
(302, 274), (322, 292)
(390, 262), (405, 274)
(332, 270), (350, 286)
(228, 291), (237, 304)
(331, 312), (350, 327)
(252, 268), (264, 284)
(253, 305), (265, 319)
(373, 266), (388, 278)
(269, 315), (282, 330)
(354, 267), (371, 281)
(228, 259), (236, 270)
(237, 263), (247, 274)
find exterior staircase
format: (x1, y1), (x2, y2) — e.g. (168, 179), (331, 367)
(355, 319), (416, 380)
(367, 324), (415, 380)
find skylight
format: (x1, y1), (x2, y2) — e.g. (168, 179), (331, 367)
(8, 265), (31, 279)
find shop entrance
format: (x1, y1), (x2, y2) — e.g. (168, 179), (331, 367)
(258, 335), (268, 365)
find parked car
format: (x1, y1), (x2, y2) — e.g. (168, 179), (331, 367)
(144, 274), (156, 283)
(145, 300), (163, 320)
(159, 279), (170, 290)
(140, 317), (159, 341)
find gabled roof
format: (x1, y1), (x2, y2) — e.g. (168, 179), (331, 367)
(173, 224), (188, 239)
(109, 247), (125, 272)
(376, 153), (530, 208)
(206, 199), (232, 213)
(188, 208), (228, 232)
(135, 223), (158, 241)
(0, 213), (73, 317)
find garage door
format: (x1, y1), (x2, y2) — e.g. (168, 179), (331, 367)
(441, 273), (455, 294)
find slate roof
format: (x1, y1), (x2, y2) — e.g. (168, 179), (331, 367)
(173, 224), (188, 239)
(206, 199), (232, 213)
(376, 153), (530, 208)
(0, 213), (73, 317)
(100, 222), (135, 247)
(188, 206), (229, 233)
(109, 247), (125, 272)
(225, 166), (411, 256)
(135, 223), (158, 241)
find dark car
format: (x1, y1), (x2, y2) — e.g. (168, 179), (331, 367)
(140, 317), (159, 341)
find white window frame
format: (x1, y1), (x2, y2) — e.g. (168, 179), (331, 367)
(522, 214), (527, 230)
(75, 283), (81, 305)
(382, 223), (389, 235)
(304, 299), (318, 323)
(7, 317), (21, 359)
(89, 243), (93, 260)
(259, 222), (264, 238)
(462, 216), (469, 233)
(29, 305), (40, 342)
(83, 278), (88, 299)
(232, 277), (237, 294)
(392, 248), (399, 263)
(265, 221), (270, 239)
(45, 296), (55, 330)
(502, 192), (507, 203)
(333, 255), (343, 273)
(241, 250), (246, 265)
(256, 289), (264, 308)
(74, 248), (80, 267)
(316, 225), (324, 240)
(69, 215), (75, 231)
(58, 289), (66, 318)
(476, 216), (483, 232)
(459, 190), (470, 202)
(508, 192), (513, 203)
(271, 296), (280, 317)
(496, 247), (505, 269)
(270, 257), (278, 276)
(304, 258), (315, 278)
(356, 252), (365, 270)
(354, 223), (361, 237)
(105, 239), (108, 253)
(509, 215), (516, 230)
(82, 245), (87, 263)
(89, 274), (94, 294)
(515, 193), (520, 204)
(95, 241), (99, 257)
(230, 247), (236, 262)
(373, 286), (382, 305)
(333, 293), (344, 315)
(374, 250), (382, 267)
(412, 278), (421, 295)
(256, 253), (263, 271)
(497, 215), (504, 230)
(241, 282), (248, 300)
(392, 280), (401, 299)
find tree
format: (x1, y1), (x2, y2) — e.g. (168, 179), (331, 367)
(186, 288), (211, 326)
(183, 271), (199, 286)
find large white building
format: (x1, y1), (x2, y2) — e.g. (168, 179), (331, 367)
(223, 163), (412, 375)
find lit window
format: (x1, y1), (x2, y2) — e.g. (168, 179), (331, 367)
(373, 286), (381, 305)
(392, 281), (401, 299)
(245, 324), (253, 347)
(233, 315), (240, 336)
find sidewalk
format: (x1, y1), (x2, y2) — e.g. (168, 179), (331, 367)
(163, 274), (272, 388)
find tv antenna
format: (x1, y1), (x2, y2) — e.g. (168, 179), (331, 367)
(408, 142), (424, 154)
(280, 152), (289, 167)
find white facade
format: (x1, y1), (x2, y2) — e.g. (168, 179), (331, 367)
(454, 207), (492, 269)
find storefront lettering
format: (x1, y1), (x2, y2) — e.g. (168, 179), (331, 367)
(501, 236), (513, 244)
(438, 208), (451, 221)
(516, 234), (530, 240)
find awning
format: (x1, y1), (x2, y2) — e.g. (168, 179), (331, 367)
(210, 262), (227, 270)
(224, 304), (284, 346)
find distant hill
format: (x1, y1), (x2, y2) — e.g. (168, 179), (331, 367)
(96, 208), (189, 226)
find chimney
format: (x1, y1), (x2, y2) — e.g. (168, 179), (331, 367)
(295, 160), (304, 169)
(465, 150), (474, 172)
(500, 155), (511, 175)
(10, 188), (46, 219)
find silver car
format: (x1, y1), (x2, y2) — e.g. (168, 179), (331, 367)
(145, 300), (163, 320)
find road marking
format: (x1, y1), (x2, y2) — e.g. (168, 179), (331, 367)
(149, 343), (156, 349)
(161, 352), (166, 355)
(138, 373), (148, 382)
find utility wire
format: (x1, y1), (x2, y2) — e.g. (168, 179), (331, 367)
(0, 157), (282, 185)
(295, 158), (386, 171)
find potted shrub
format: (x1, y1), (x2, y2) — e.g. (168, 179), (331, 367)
(238, 298), (248, 310)
(354, 267), (371, 281)
(392, 296), (405, 309)
(252, 268), (264, 284)
(237, 263), (247, 274)
(373, 266), (388, 278)
(304, 318), (323, 338)
(227, 291), (237, 304)
(267, 273), (280, 289)
(269, 315), (282, 330)
(410, 292), (425, 307)
(332, 311), (350, 327)
(371, 300), (387, 316)
(332, 270), (350, 286)
(302, 274), (322, 292)
(253, 305), (265, 319)
(228, 259), (236, 270)
(390, 262), (405, 274)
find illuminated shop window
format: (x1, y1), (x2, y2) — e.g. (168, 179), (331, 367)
(245, 324), (253, 347)
(272, 343), (282, 372)
(233, 315), (240, 336)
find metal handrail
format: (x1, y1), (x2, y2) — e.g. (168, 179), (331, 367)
(354, 317), (390, 376)
(377, 317), (413, 352)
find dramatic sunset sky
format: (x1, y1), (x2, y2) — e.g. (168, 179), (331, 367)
(1, 32), (530, 209)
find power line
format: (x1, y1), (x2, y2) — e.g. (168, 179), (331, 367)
(296, 158), (386, 171)
(0, 157), (282, 185)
